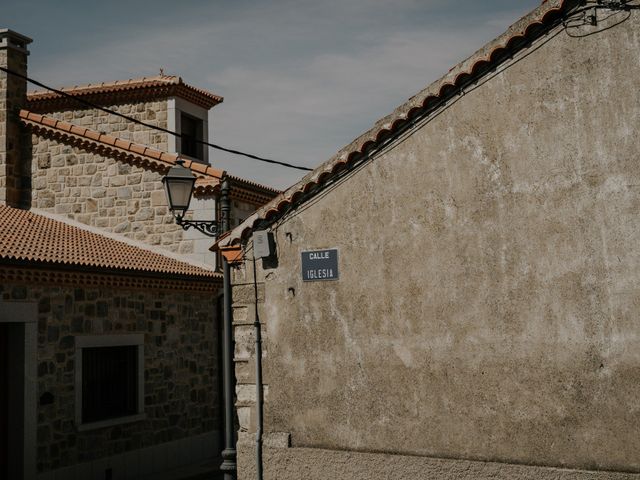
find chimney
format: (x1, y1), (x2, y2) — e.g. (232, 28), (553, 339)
(0, 29), (32, 208)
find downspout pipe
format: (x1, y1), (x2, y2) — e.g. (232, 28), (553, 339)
(252, 255), (264, 480)
(219, 177), (237, 479)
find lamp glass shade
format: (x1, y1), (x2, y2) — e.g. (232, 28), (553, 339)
(162, 162), (196, 217)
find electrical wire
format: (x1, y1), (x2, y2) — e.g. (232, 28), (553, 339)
(0, 65), (313, 172)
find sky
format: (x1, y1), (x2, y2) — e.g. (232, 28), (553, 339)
(3, 0), (540, 190)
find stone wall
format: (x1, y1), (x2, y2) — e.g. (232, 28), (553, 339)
(30, 135), (194, 253)
(42, 101), (169, 153)
(231, 9), (640, 479)
(0, 33), (31, 208)
(0, 278), (219, 474)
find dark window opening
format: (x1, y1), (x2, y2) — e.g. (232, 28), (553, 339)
(82, 346), (138, 424)
(180, 113), (204, 160)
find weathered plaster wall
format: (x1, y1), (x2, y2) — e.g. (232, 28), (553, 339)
(0, 279), (219, 474)
(237, 443), (640, 480)
(232, 11), (640, 478)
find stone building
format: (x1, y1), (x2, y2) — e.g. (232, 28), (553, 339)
(0, 27), (279, 480)
(216, 1), (640, 479)
(0, 204), (221, 480)
(1, 28), (279, 268)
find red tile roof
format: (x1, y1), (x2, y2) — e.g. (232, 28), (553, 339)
(27, 74), (223, 110)
(215, 0), (571, 249)
(19, 109), (281, 204)
(0, 205), (219, 279)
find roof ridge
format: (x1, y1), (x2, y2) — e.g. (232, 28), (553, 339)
(214, 0), (572, 249)
(26, 74), (223, 109)
(227, 174), (282, 195)
(27, 74), (180, 97)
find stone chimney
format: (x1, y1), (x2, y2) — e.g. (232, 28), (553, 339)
(0, 29), (32, 208)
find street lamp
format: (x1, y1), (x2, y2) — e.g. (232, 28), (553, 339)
(162, 161), (237, 479)
(162, 159), (220, 237)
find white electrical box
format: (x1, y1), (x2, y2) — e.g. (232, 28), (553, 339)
(253, 230), (273, 259)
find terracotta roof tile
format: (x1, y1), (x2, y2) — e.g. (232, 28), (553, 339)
(215, 0), (571, 249)
(19, 110), (280, 203)
(27, 74), (223, 111)
(0, 205), (219, 279)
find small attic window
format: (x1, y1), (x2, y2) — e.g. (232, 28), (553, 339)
(180, 112), (204, 160)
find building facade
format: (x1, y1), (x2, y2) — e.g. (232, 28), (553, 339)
(0, 205), (221, 480)
(217, 1), (640, 478)
(0, 27), (279, 480)
(1, 30), (279, 267)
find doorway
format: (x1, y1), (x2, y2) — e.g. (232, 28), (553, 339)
(0, 323), (7, 479)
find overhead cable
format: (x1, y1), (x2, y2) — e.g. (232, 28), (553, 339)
(0, 66), (313, 172)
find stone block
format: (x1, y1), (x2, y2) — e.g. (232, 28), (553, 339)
(135, 207), (154, 221)
(33, 177), (46, 190)
(151, 190), (166, 207)
(117, 187), (132, 199)
(127, 173), (142, 185)
(127, 200), (140, 214)
(91, 187), (106, 198)
(51, 155), (65, 167)
(110, 176), (126, 187)
(38, 153), (50, 169)
(55, 204), (73, 214)
(234, 325), (255, 361)
(114, 221), (130, 233)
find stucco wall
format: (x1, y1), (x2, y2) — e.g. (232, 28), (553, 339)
(237, 443), (640, 480)
(0, 279), (219, 474)
(232, 11), (640, 478)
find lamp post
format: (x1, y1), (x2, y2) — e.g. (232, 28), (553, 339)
(162, 161), (236, 480)
(162, 160), (222, 237)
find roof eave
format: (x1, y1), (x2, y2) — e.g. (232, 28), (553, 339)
(214, 0), (576, 250)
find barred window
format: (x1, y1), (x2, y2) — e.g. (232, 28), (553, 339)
(75, 334), (144, 429)
(82, 346), (138, 423)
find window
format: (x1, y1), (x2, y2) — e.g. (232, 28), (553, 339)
(180, 112), (204, 160)
(75, 334), (144, 430)
(82, 346), (137, 423)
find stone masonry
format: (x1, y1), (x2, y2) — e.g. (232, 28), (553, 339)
(30, 135), (196, 252)
(42, 101), (169, 153)
(0, 30), (31, 208)
(0, 280), (218, 473)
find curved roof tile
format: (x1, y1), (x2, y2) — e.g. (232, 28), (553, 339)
(20, 110), (281, 204)
(0, 205), (219, 279)
(27, 74), (223, 110)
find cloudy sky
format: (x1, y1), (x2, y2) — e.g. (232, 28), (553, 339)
(4, 0), (539, 189)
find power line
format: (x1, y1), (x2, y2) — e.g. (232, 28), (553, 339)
(0, 66), (313, 172)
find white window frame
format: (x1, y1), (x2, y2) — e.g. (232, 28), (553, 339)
(167, 96), (210, 164)
(74, 334), (145, 431)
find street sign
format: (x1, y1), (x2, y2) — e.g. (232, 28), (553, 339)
(301, 249), (339, 282)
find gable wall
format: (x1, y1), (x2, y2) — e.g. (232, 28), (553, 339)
(233, 10), (640, 477)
